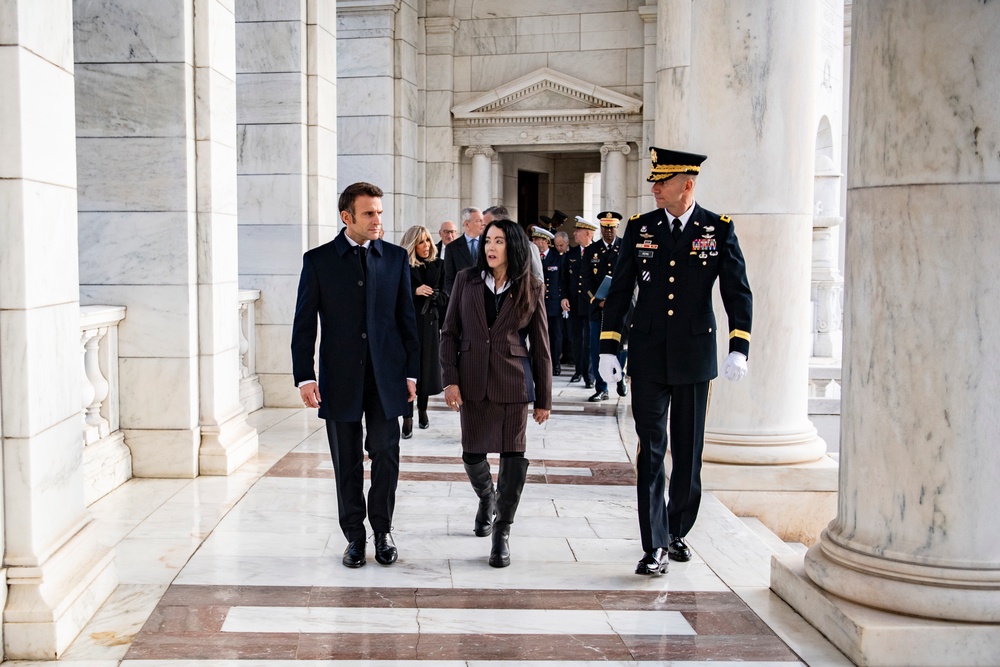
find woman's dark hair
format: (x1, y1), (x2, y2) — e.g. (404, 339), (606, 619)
(475, 218), (536, 322)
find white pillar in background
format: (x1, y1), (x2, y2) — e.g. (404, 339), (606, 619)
(466, 145), (495, 210)
(601, 141), (630, 214)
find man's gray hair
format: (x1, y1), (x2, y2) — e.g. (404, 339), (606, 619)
(484, 205), (511, 221)
(555, 231), (569, 242)
(460, 207), (480, 223)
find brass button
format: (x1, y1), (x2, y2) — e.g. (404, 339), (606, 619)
(708, 327), (713, 333)
(668, 310), (674, 316)
(702, 261), (707, 266)
(669, 260), (676, 267)
(669, 276), (675, 283)
(668, 294), (674, 300)
(642, 259), (647, 264)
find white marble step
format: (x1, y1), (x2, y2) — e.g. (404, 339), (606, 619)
(738, 516), (801, 557)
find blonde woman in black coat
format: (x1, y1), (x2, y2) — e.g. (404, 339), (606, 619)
(400, 225), (447, 437)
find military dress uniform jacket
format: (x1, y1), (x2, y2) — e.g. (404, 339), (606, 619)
(599, 204), (752, 385)
(560, 244), (590, 314)
(584, 238), (623, 321)
(540, 250), (565, 318)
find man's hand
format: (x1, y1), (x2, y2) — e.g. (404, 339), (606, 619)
(300, 382), (321, 408)
(560, 298), (570, 313)
(406, 379), (417, 402)
(533, 408), (550, 424)
(598, 354), (622, 383)
(722, 352), (748, 381)
(415, 284), (434, 297)
(444, 385), (462, 411)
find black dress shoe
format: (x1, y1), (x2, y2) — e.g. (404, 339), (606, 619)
(668, 537), (692, 562)
(569, 373), (582, 383)
(418, 409), (429, 429)
(342, 538), (366, 568)
(588, 390), (609, 402)
(584, 380), (594, 389)
(617, 379), (629, 397)
(402, 417), (413, 439)
(635, 548), (668, 575)
(553, 365), (561, 376)
(374, 532), (398, 565)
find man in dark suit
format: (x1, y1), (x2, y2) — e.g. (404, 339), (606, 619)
(436, 219), (457, 260)
(531, 226), (565, 376)
(561, 216), (598, 387)
(444, 207), (485, 294)
(599, 148), (753, 576)
(291, 181), (420, 569)
(585, 211), (628, 401)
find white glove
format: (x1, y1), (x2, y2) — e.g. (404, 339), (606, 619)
(722, 351), (748, 381)
(598, 354), (623, 383)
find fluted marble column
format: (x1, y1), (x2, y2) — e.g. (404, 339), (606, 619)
(600, 142), (630, 214)
(772, 2), (1000, 664)
(466, 145), (495, 209)
(0, 0), (116, 656)
(689, 1), (826, 464)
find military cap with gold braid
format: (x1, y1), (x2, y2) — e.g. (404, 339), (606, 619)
(530, 225), (555, 241)
(596, 211), (622, 227)
(574, 215), (599, 231)
(646, 146), (707, 183)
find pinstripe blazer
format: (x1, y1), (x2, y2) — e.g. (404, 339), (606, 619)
(440, 269), (552, 409)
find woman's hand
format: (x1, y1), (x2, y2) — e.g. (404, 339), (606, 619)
(533, 408), (550, 424)
(415, 284), (434, 297)
(444, 385), (463, 411)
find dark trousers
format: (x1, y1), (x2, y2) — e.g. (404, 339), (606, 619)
(547, 314), (563, 370)
(403, 393), (428, 418)
(589, 320), (627, 392)
(325, 353), (401, 541)
(568, 313), (591, 381)
(630, 377), (710, 551)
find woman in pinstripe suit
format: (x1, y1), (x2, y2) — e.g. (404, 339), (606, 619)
(440, 218), (552, 568)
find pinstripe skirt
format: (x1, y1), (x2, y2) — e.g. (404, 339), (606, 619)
(459, 399), (530, 454)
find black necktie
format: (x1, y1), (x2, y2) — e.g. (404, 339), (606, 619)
(671, 218), (682, 241)
(358, 245), (368, 278)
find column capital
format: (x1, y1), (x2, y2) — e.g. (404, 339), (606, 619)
(424, 16), (460, 34)
(638, 4), (658, 23)
(600, 141), (631, 156)
(465, 145), (495, 159)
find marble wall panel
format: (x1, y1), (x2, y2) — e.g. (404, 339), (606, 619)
(424, 126), (455, 156)
(0, 304), (81, 438)
(336, 7), (395, 39)
(395, 42), (418, 88)
(77, 137), (194, 212)
(196, 212), (240, 280)
(124, 428), (200, 478)
(73, 0), (189, 64)
(336, 36), (393, 77)
(118, 356), (199, 429)
(547, 49), (627, 88)
(78, 212), (193, 286)
(237, 174), (307, 225)
(3, 51), (77, 186)
(453, 56), (471, 92)
(1, 415), (85, 555)
(308, 0), (335, 29)
(235, 0), (303, 23)
(1, 182), (80, 310)
(238, 225), (309, 276)
(515, 14), (579, 54)
(336, 154), (394, 191)
(3, 0), (75, 71)
(310, 125), (338, 180)
(236, 20), (304, 73)
(453, 18), (516, 57)
(517, 30), (579, 55)
(336, 75), (393, 114)
(626, 46), (643, 86)
(308, 23), (337, 81)
(580, 11), (642, 50)
(394, 117), (419, 158)
(236, 72), (306, 124)
(307, 75), (337, 130)
(198, 346), (243, 420)
(423, 90), (454, 127)
(204, 0), (238, 79)
(256, 372), (298, 408)
(469, 53), (547, 92)
(424, 199), (462, 229)
(75, 64), (188, 138)
(470, 0), (628, 20)
(197, 144), (239, 214)
(197, 282), (240, 356)
(195, 68), (238, 148)
(424, 54), (453, 94)
(336, 114), (393, 156)
(254, 323), (293, 375)
(237, 124), (306, 174)
(79, 284), (197, 358)
(236, 274), (299, 325)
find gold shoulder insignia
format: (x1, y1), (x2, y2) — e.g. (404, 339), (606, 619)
(629, 213), (640, 221)
(720, 215), (732, 223)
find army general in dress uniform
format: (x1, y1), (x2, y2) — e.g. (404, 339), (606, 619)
(599, 148), (752, 576)
(560, 216), (599, 387)
(585, 211), (628, 401)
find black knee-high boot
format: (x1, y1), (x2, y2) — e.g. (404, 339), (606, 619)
(489, 457), (529, 568)
(463, 459), (496, 537)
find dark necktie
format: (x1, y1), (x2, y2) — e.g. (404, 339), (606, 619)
(671, 218), (682, 241)
(358, 245), (368, 278)
(469, 238), (478, 257)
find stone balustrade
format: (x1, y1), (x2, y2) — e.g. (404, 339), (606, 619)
(80, 305), (131, 505)
(239, 289), (264, 412)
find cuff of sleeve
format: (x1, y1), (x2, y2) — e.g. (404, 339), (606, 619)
(297, 379), (317, 388)
(728, 337), (750, 358)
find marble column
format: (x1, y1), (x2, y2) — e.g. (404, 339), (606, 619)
(422, 16), (461, 226)
(688, 1), (826, 465)
(600, 141), (630, 214)
(75, 0), (256, 476)
(465, 145), (495, 210)
(772, 3), (1000, 665)
(236, 0), (337, 407)
(0, 0), (116, 656)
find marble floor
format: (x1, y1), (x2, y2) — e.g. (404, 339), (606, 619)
(5, 376), (854, 666)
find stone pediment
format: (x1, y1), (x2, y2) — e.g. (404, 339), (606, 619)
(451, 67), (641, 126)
